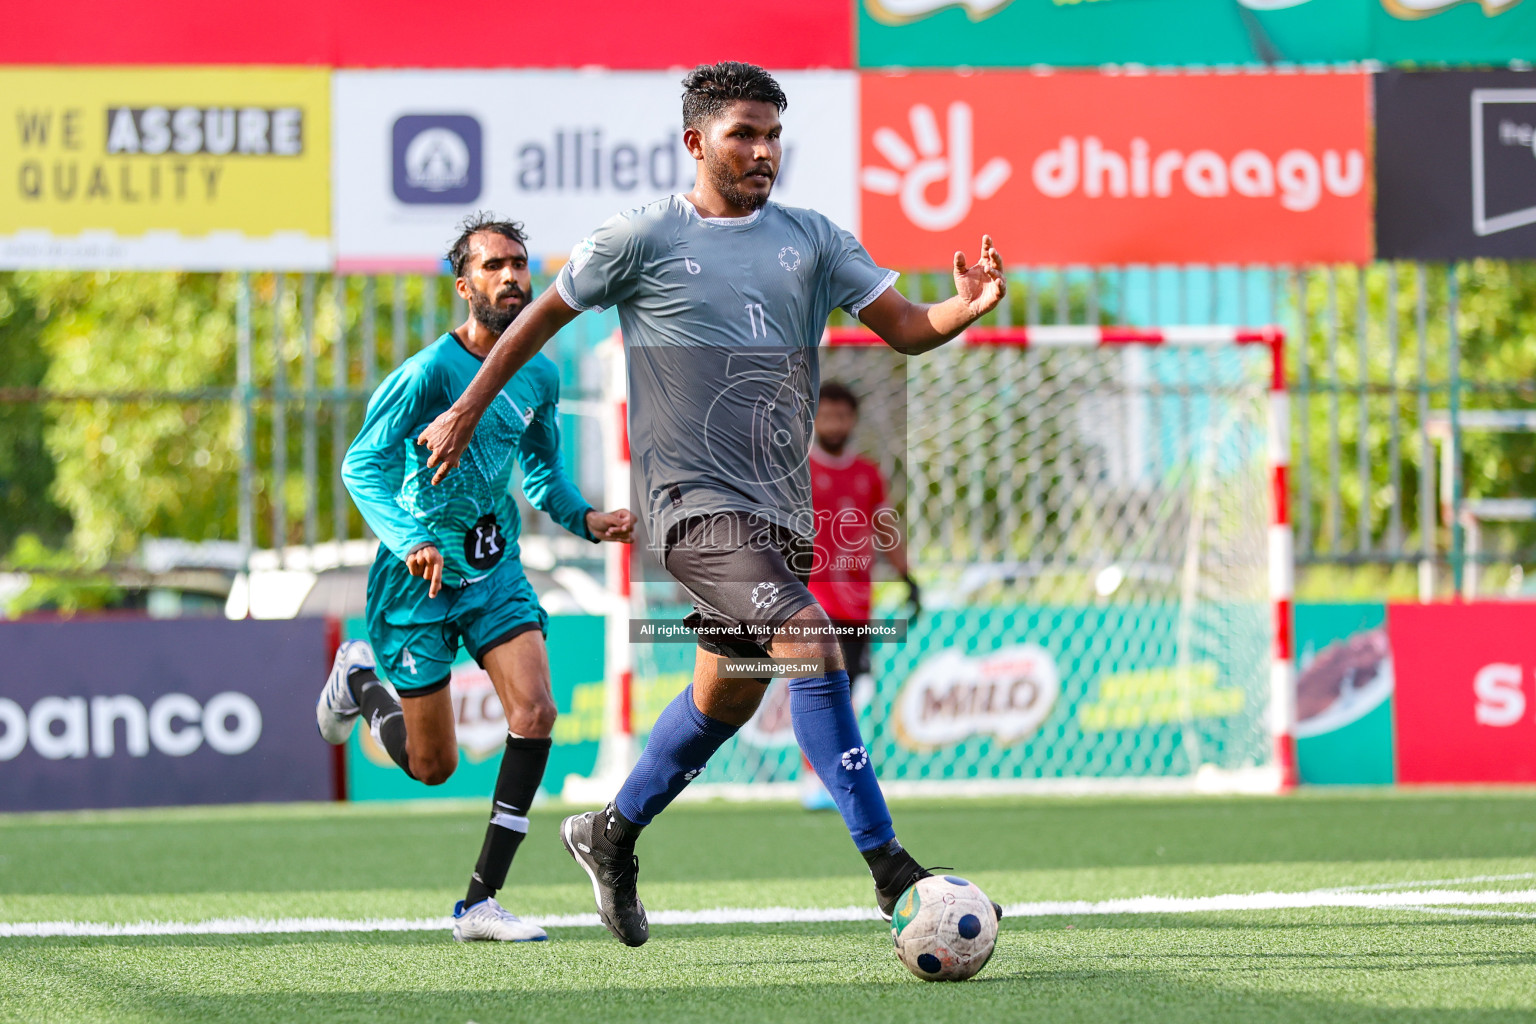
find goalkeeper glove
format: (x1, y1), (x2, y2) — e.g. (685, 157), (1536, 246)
(902, 573), (923, 620)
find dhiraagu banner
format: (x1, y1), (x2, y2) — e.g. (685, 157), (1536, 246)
(0, 67), (330, 270)
(857, 0), (1536, 69)
(1293, 603), (1396, 785)
(345, 615), (603, 802)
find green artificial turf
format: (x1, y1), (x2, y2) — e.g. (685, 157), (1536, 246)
(2, 790), (1535, 1023)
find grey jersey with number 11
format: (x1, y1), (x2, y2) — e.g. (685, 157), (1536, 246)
(555, 195), (896, 549)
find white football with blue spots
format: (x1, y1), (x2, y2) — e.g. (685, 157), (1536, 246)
(890, 874), (998, 982)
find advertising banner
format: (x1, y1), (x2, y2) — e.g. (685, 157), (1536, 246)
(344, 615), (603, 802)
(1293, 603), (1395, 786)
(1391, 602), (1536, 785)
(1376, 70), (1536, 260)
(693, 603), (1272, 786)
(3, 0), (852, 70)
(0, 67), (330, 270)
(859, 71), (1371, 268)
(0, 619), (332, 812)
(858, 0), (1536, 69)
(333, 70), (858, 272)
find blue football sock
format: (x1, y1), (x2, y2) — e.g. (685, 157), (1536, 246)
(789, 670), (895, 852)
(614, 684), (738, 825)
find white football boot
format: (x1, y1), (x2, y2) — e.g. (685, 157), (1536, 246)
(315, 640), (377, 745)
(452, 898), (548, 942)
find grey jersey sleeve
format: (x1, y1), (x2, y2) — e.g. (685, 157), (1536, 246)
(555, 211), (643, 313)
(825, 222), (899, 318)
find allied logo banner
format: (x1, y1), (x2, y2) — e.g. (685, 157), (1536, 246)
(1376, 69), (1536, 260)
(0, 67), (330, 270)
(859, 71), (1371, 268)
(859, 0), (1536, 69)
(333, 71), (858, 272)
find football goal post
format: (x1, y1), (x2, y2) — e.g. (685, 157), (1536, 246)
(565, 325), (1293, 801)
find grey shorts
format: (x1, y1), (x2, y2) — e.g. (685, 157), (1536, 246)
(663, 511), (817, 659)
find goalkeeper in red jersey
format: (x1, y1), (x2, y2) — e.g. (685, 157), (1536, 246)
(803, 380), (920, 810)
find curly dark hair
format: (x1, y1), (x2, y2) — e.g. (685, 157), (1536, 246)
(681, 62), (788, 131)
(819, 380), (860, 413)
(446, 212), (528, 278)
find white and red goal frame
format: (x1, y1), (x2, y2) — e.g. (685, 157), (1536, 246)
(562, 324), (1296, 801)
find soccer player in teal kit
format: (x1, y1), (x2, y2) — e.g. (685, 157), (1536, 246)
(315, 215), (634, 942)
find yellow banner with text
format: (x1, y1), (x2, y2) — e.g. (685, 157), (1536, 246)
(0, 67), (330, 269)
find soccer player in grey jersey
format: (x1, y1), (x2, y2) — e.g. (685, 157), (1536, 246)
(420, 62), (1006, 947)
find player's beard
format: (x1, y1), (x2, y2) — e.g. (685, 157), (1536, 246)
(468, 284), (525, 336)
(708, 150), (772, 211)
(816, 430), (850, 455)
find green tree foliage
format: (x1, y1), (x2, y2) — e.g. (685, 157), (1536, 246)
(0, 271), (446, 576)
(3, 264), (1533, 608)
(3, 533), (119, 616)
(0, 275), (71, 551)
(26, 271), (243, 565)
(1292, 261), (1536, 594)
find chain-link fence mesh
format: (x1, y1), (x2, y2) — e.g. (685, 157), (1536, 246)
(629, 337), (1274, 789)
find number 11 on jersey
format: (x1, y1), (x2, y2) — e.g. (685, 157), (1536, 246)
(744, 303), (768, 339)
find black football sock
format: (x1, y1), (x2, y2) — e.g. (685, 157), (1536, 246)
(352, 669), (414, 780)
(863, 837), (920, 892)
(465, 735), (551, 907)
(601, 802), (645, 849)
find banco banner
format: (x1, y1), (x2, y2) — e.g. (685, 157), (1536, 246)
(0, 67), (330, 270)
(0, 619), (332, 811)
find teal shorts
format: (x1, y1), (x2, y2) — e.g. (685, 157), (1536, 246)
(364, 548), (548, 695)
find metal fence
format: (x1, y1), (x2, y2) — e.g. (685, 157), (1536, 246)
(1, 262), (1532, 607)
(910, 262), (1536, 600)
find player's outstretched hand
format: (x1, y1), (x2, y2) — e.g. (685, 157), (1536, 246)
(587, 508), (636, 544)
(953, 235), (1006, 321)
(417, 406), (480, 485)
(406, 544), (446, 599)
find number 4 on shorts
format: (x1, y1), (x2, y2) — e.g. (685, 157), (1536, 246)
(401, 648), (418, 674)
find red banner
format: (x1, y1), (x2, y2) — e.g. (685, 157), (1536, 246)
(0, 0), (851, 69)
(858, 71), (1372, 268)
(1390, 602), (1536, 785)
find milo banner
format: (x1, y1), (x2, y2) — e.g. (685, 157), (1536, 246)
(343, 615), (603, 801)
(686, 603), (1272, 787)
(0, 67), (330, 270)
(858, 0), (1536, 69)
(1293, 603), (1395, 785)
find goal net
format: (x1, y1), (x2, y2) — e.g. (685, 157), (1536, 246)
(575, 326), (1292, 800)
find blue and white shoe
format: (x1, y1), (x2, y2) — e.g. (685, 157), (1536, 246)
(801, 776), (837, 812)
(315, 640), (376, 745)
(452, 898), (548, 942)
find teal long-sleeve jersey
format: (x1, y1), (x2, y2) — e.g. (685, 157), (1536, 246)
(342, 332), (595, 588)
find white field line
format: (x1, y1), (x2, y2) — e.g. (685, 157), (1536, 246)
(8, 887), (1536, 939)
(1400, 905), (1536, 921)
(1322, 873), (1536, 893)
